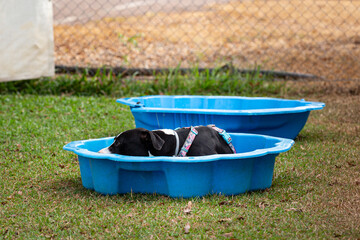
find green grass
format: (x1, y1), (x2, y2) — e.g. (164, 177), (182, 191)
(0, 71), (359, 239)
(0, 67), (283, 97)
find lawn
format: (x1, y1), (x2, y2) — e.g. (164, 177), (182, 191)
(0, 73), (359, 239)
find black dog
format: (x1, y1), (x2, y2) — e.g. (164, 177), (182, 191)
(99, 125), (236, 157)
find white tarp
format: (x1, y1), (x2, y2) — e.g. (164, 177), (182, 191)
(0, 0), (54, 82)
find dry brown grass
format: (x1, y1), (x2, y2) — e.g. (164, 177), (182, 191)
(280, 83), (360, 236)
(286, 79), (360, 98)
(55, 0), (360, 80)
(308, 94), (359, 236)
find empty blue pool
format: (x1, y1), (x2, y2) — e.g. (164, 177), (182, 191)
(117, 95), (325, 139)
(63, 133), (294, 198)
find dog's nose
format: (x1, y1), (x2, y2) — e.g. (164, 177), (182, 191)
(98, 147), (111, 154)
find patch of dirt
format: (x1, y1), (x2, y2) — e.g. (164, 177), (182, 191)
(54, 0), (360, 80)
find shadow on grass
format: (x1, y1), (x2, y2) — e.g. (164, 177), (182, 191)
(294, 124), (341, 144)
(45, 175), (278, 203)
(295, 129), (324, 143)
(45, 177), (187, 202)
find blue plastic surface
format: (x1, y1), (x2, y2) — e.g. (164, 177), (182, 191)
(116, 95), (325, 139)
(63, 133), (294, 198)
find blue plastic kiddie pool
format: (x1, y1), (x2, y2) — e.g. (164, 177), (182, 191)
(63, 133), (294, 198)
(117, 95), (325, 139)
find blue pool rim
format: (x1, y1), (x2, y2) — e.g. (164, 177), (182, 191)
(116, 95), (325, 116)
(63, 134), (294, 163)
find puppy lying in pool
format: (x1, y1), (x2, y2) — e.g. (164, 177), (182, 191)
(99, 125), (236, 157)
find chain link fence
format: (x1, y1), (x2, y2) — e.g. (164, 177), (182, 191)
(53, 0), (360, 80)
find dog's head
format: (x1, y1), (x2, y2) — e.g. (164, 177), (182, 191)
(99, 128), (165, 156)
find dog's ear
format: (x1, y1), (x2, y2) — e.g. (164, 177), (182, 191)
(140, 130), (165, 151)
